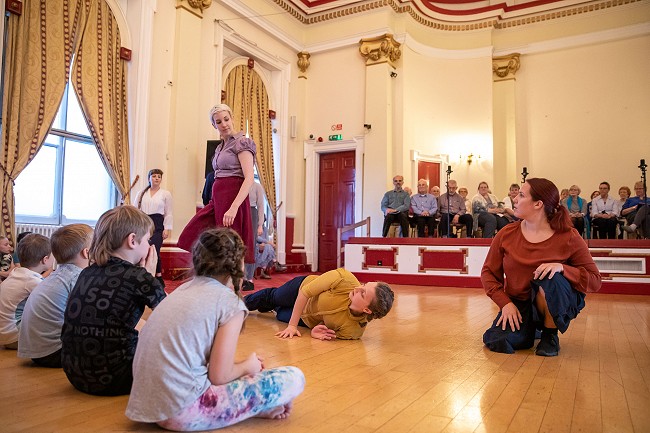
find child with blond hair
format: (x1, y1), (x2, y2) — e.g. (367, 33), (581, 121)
(18, 224), (94, 367)
(61, 206), (166, 395)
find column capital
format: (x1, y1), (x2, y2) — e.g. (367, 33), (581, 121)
(359, 34), (401, 68)
(492, 53), (520, 81)
(175, 0), (212, 18)
(297, 51), (311, 79)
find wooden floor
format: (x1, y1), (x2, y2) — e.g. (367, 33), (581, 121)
(1, 283), (650, 433)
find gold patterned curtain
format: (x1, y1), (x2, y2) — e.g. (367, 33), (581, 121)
(223, 65), (277, 220)
(72, 0), (130, 200)
(247, 72), (277, 219)
(0, 0), (90, 242)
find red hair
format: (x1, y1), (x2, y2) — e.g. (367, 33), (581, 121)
(526, 178), (572, 232)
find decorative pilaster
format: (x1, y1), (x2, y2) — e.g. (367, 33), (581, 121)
(359, 34), (401, 67)
(297, 51), (310, 79)
(175, 0), (212, 18)
(492, 53), (521, 195)
(492, 53), (520, 81)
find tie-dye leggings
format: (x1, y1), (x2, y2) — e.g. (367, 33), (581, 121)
(158, 366), (305, 431)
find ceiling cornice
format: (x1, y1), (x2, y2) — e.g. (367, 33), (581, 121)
(269, 0), (647, 31)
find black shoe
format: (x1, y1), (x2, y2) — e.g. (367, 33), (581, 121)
(535, 330), (560, 356)
(244, 290), (274, 313)
(242, 280), (255, 292)
(156, 276), (165, 289)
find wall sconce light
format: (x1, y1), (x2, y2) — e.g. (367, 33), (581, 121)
(459, 153), (481, 165)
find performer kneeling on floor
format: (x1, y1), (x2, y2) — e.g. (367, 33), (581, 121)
(481, 177), (601, 356)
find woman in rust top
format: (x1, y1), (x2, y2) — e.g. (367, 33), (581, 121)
(481, 178), (601, 356)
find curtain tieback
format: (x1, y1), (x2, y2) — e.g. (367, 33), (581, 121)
(0, 164), (16, 184)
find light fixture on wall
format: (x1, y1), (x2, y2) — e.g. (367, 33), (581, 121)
(459, 153), (481, 165)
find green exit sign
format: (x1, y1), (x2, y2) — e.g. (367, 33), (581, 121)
(328, 134), (342, 141)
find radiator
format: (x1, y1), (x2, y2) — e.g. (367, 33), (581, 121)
(15, 224), (61, 238)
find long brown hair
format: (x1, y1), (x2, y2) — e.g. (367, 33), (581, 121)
(192, 228), (246, 296)
(527, 178), (572, 232)
(137, 169), (163, 209)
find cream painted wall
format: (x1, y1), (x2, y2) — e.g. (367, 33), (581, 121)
(401, 46), (495, 195)
(299, 46), (367, 242)
(517, 34), (650, 195)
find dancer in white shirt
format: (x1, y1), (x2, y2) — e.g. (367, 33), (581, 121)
(136, 169), (173, 285)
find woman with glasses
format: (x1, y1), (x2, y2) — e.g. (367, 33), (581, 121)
(561, 185), (587, 236)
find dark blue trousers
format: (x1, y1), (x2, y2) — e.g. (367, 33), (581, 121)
(482, 274), (586, 354)
(244, 276), (308, 326)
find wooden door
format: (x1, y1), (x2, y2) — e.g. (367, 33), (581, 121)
(318, 151), (355, 272)
(418, 161), (441, 190)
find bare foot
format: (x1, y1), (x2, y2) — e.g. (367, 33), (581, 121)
(256, 402), (293, 420)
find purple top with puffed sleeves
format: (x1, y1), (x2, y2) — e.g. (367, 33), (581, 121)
(211, 132), (257, 178)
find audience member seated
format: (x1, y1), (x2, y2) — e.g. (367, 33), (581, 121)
(458, 187), (472, 216)
(501, 183), (520, 222)
(560, 188), (569, 202)
(616, 186), (631, 238)
(622, 181), (650, 238)
(438, 179), (473, 238)
(410, 179), (438, 237)
(381, 175), (411, 238)
(561, 185), (588, 237)
(254, 222), (286, 279)
(430, 185), (440, 198)
(472, 181), (510, 238)
(590, 181), (620, 239)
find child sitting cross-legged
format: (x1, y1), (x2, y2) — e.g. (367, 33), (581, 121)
(0, 236), (15, 280)
(126, 227), (305, 431)
(0, 234), (54, 349)
(18, 224), (93, 367)
(61, 206), (166, 396)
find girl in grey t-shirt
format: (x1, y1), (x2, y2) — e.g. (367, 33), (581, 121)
(126, 228), (304, 431)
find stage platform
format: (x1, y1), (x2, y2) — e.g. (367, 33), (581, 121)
(344, 237), (650, 295)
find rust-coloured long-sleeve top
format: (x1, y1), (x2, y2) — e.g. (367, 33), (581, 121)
(481, 222), (601, 309)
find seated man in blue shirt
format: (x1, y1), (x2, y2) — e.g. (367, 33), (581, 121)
(410, 179), (438, 237)
(623, 181), (650, 237)
(381, 175), (411, 237)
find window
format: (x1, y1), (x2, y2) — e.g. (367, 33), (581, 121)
(14, 84), (117, 225)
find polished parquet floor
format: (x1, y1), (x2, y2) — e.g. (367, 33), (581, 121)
(1, 281), (649, 433)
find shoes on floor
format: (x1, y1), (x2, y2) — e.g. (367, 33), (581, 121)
(242, 280), (255, 292)
(535, 329), (560, 357)
(623, 224), (637, 233)
(260, 270), (272, 279)
(274, 262), (288, 272)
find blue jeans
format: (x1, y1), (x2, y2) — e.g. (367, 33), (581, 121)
(244, 276), (309, 326)
(482, 274), (585, 354)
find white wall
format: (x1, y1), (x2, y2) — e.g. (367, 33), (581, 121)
(401, 46), (495, 195)
(518, 33), (650, 194)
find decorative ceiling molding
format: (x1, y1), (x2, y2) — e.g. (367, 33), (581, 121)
(269, 0), (646, 31)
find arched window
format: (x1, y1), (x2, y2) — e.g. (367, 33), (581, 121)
(14, 84), (117, 225)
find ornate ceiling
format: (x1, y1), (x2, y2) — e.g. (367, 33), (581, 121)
(269, 0), (642, 30)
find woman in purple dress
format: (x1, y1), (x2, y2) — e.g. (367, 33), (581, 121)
(178, 104), (256, 289)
